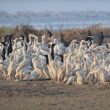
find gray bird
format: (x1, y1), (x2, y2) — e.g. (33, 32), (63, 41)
(93, 32), (104, 46)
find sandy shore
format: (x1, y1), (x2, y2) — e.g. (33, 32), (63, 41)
(0, 80), (110, 110)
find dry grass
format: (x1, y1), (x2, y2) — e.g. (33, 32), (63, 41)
(0, 25), (110, 44)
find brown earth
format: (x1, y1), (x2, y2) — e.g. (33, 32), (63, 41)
(0, 80), (110, 110)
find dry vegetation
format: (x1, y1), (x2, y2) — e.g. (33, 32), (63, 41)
(0, 25), (110, 43)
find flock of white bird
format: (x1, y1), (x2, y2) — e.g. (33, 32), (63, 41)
(0, 33), (110, 85)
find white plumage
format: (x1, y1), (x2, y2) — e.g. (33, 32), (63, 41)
(0, 33), (110, 86)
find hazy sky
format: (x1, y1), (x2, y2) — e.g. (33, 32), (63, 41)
(0, 0), (110, 13)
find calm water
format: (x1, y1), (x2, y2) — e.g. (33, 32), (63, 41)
(0, 0), (110, 29)
(0, 12), (110, 29)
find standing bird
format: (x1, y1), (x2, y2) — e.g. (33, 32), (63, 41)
(85, 30), (93, 41)
(7, 35), (13, 56)
(60, 33), (68, 47)
(85, 30), (93, 47)
(1, 43), (6, 61)
(93, 32), (104, 46)
(0, 43), (4, 62)
(47, 30), (53, 38)
(21, 32), (29, 50)
(7, 53), (16, 80)
(1, 35), (13, 60)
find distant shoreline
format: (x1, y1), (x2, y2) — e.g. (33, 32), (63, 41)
(0, 11), (110, 30)
(0, 24), (110, 30)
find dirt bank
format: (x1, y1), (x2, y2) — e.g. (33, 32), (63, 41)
(0, 80), (110, 110)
